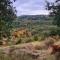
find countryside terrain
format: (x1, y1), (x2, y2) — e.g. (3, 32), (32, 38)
(0, 15), (60, 60)
(0, 0), (60, 60)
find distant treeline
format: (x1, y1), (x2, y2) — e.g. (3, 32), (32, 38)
(17, 15), (50, 20)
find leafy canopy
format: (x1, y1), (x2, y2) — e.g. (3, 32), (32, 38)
(0, 0), (16, 39)
(46, 0), (60, 27)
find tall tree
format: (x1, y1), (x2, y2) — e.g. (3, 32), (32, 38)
(46, 0), (60, 27)
(0, 0), (16, 39)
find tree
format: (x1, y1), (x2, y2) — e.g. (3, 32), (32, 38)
(46, 0), (60, 27)
(0, 0), (16, 39)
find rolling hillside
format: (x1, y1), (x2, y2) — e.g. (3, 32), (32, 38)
(12, 15), (57, 36)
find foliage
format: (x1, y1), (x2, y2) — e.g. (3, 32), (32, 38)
(15, 38), (22, 44)
(33, 35), (38, 41)
(49, 29), (60, 36)
(0, 0), (16, 39)
(46, 0), (60, 27)
(25, 38), (32, 43)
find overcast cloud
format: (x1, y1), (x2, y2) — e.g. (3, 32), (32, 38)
(13, 0), (55, 16)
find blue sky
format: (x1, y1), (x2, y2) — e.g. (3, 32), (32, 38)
(13, 0), (55, 16)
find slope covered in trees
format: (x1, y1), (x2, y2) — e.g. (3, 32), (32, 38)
(18, 15), (49, 20)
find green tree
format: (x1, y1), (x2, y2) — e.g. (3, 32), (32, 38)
(46, 0), (60, 27)
(46, 0), (60, 35)
(0, 0), (16, 39)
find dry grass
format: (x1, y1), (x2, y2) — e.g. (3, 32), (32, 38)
(0, 36), (60, 60)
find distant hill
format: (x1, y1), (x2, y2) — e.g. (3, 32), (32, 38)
(17, 15), (49, 20)
(12, 15), (54, 35)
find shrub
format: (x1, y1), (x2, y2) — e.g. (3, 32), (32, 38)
(33, 36), (38, 41)
(16, 38), (22, 44)
(0, 41), (3, 45)
(25, 38), (32, 43)
(49, 29), (60, 36)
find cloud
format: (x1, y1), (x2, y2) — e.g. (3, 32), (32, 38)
(13, 0), (50, 16)
(17, 10), (49, 16)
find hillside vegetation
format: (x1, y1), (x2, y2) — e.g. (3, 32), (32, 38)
(1, 15), (60, 45)
(0, 15), (60, 60)
(0, 0), (60, 60)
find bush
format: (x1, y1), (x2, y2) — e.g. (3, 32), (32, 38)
(25, 38), (32, 43)
(16, 38), (22, 44)
(33, 35), (38, 41)
(49, 30), (60, 36)
(0, 41), (3, 45)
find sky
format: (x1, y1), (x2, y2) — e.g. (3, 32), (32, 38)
(13, 0), (55, 16)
